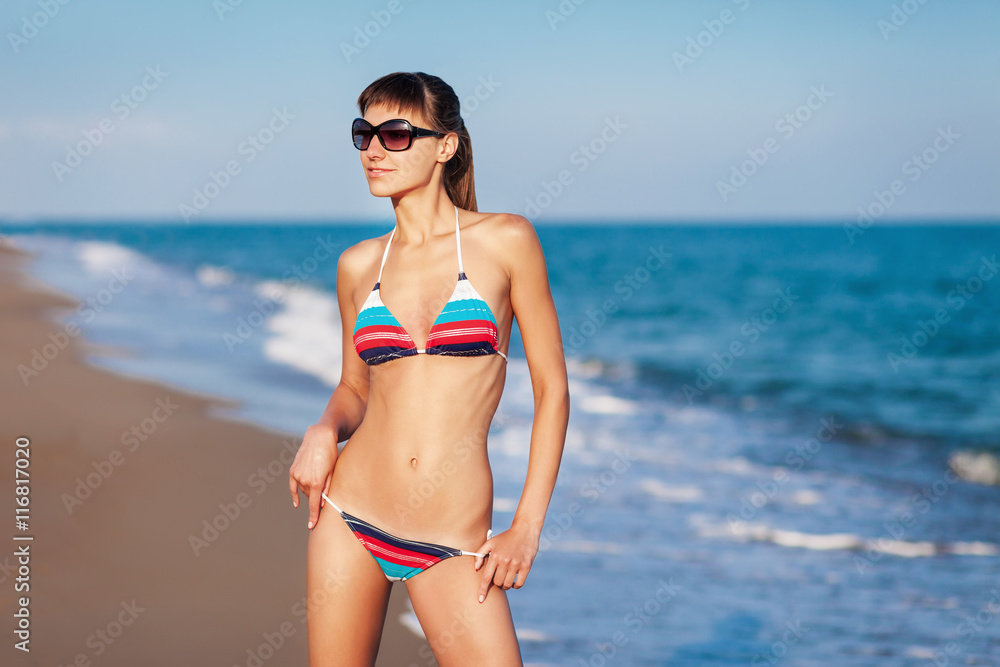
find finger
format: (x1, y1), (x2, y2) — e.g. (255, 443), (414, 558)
(307, 487), (322, 530)
(320, 475), (331, 509)
(502, 567), (518, 590)
(478, 560), (498, 603)
(289, 473), (299, 508)
(513, 568), (528, 589)
(474, 540), (492, 571)
(492, 563), (510, 590)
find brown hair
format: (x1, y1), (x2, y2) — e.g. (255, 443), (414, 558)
(357, 72), (477, 212)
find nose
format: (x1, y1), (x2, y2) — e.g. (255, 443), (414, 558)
(364, 135), (386, 160)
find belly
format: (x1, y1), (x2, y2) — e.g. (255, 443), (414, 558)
(328, 357), (504, 544)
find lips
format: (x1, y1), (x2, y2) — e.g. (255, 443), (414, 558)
(368, 168), (392, 177)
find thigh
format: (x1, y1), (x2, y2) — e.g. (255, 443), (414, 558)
(404, 555), (523, 667)
(307, 506), (392, 667)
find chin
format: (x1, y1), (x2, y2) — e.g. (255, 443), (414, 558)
(368, 184), (399, 198)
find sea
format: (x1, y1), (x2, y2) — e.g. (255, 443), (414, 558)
(2, 220), (998, 666)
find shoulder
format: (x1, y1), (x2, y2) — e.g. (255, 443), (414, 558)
(336, 231), (388, 288)
(472, 212), (546, 280)
(474, 211), (542, 250)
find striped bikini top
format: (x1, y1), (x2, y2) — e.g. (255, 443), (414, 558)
(352, 206), (508, 366)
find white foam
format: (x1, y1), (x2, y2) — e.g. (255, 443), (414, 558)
(869, 539), (937, 558)
(791, 490), (822, 505)
(949, 541), (1000, 556)
(696, 517), (1000, 558)
(565, 357), (606, 379)
(196, 264), (235, 287)
(76, 240), (143, 276)
(255, 280), (342, 387)
(578, 393), (638, 415)
(904, 647), (938, 660)
(398, 610), (425, 638)
(640, 478), (702, 502)
(515, 627), (553, 642)
(763, 527), (862, 551)
(493, 497), (517, 512)
(950, 450), (1000, 486)
(711, 457), (756, 476)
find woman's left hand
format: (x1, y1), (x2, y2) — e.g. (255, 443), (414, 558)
(474, 519), (540, 603)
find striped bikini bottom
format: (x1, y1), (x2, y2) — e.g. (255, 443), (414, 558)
(321, 492), (490, 582)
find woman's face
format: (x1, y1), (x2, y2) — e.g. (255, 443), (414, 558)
(359, 103), (456, 199)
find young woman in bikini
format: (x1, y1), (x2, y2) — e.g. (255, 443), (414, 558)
(288, 71), (570, 666)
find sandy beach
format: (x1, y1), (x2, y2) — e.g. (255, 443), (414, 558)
(0, 239), (427, 666)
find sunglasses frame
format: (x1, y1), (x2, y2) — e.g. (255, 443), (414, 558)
(352, 117), (447, 151)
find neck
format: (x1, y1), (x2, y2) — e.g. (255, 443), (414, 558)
(390, 191), (456, 245)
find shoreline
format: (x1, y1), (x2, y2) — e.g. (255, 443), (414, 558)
(0, 239), (427, 665)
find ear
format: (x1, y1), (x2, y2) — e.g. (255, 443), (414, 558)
(438, 131), (460, 164)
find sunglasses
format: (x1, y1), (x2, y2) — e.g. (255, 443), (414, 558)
(352, 117), (446, 151)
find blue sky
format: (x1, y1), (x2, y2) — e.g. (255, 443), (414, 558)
(1, 0), (997, 222)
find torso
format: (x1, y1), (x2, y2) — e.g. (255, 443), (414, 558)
(329, 210), (512, 547)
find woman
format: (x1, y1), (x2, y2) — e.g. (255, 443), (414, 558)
(288, 71), (570, 666)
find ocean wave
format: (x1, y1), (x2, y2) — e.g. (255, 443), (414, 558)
(254, 280), (342, 387)
(639, 478), (702, 502)
(950, 450), (1000, 486)
(195, 264), (236, 287)
(693, 517), (1000, 557)
(76, 240), (146, 276)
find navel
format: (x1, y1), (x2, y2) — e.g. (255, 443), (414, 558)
(410, 457), (418, 469)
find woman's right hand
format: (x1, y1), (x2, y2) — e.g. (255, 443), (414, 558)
(288, 423), (338, 530)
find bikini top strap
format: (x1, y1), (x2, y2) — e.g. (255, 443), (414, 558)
(377, 226), (396, 283)
(454, 205), (465, 275)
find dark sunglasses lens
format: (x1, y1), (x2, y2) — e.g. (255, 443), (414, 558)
(379, 121), (412, 150)
(352, 120), (371, 150)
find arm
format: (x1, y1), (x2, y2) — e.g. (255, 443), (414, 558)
(321, 243), (372, 440)
(289, 245), (372, 528)
(477, 215), (570, 600)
